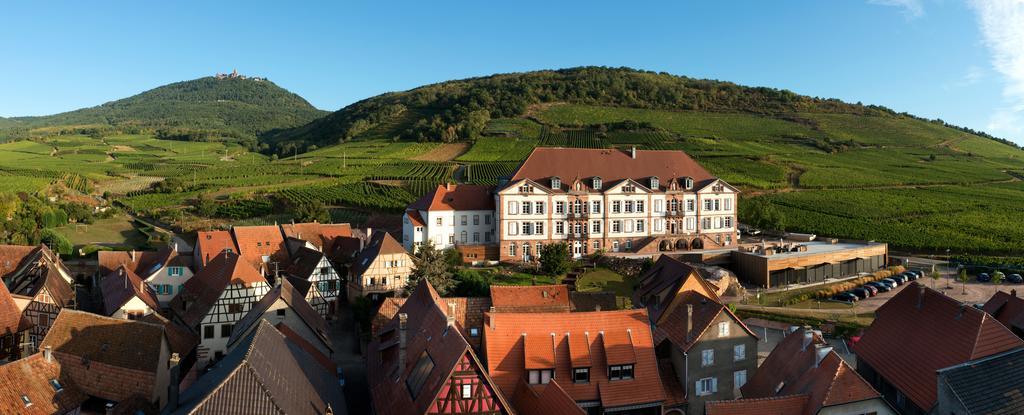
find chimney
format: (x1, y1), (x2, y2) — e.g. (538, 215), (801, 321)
(686, 304), (694, 340)
(595, 304), (602, 312)
(140, 280), (145, 293)
(447, 303), (457, 328)
(130, 250), (136, 262)
(446, 182), (453, 191)
(814, 344), (833, 368)
(917, 285), (926, 309)
(43, 346), (52, 363)
(168, 353), (181, 410)
(488, 307), (497, 330)
(630, 146), (636, 159)
(802, 327), (814, 351)
(398, 313), (408, 368)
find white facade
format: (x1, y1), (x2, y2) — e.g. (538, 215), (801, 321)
(403, 209), (496, 252)
(196, 282), (271, 367)
(143, 264), (194, 307)
(111, 296), (156, 320)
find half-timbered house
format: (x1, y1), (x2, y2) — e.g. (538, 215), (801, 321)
(98, 245), (194, 307)
(232, 225), (289, 275)
(226, 278), (332, 358)
(348, 231), (413, 301)
(170, 251), (271, 368)
(368, 278), (512, 415)
(284, 246), (341, 319)
(1, 244), (75, 352)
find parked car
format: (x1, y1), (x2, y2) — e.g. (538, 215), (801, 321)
(833, 292), (859, 302)
(851, 287), (871, 299)
(867, 281), (892, 292)
(993, 271), (1006, 282)
(889, 275), (905, 285)
(1009, 274), (1024, 284)
(977, 273), (991, 282)
(904, 271), (920, 281)
(881, 278), (899, 288)
(896, 274), (911, 283)
(862, 285), (878, 296)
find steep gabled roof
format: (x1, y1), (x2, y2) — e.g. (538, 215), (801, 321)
(170, 251), (268, 327)
(99, 264), (160, 315)
(490, 284), (571, 313)
(0, 353), (88, 415)
(512, 378), (585, 415)
(171, 320), (343, 415)
(284, 246), (326, 280)
(853, 282), (1024, 411)
(40, 309), (165, 373)
(633, 255), (722, 323)
(653, 290), (757, 352)
(349, 231), (408, 277)
(227, 279), (331, 352)
(4, 248), (74, 307)
(982, 290), (1024, 335)
(408, 184), (495, 211)
(194, 230), (237, 266)
(97, 246), (187, 278)
(0, 244), (39, 279)
(484, 309), (665, 409)
(938, 347), (1024, 415)
(0, 281), (31, 335)
(231, 225), (288, 268)
(508, 147), (717, 192)
(741, 327), (882, 415)
(140, 313), (198, 358)
(280, 222), (352, 253)
(367, 278), (511, 415)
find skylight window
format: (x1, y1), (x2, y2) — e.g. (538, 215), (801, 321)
(49, 379), (62, 392)
(21, 395), (31, 407)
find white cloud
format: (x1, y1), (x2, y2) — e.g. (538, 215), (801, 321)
(943, 65), (987, 90)
(869, 0), (925, 18)
(969, 0), (1024, 140)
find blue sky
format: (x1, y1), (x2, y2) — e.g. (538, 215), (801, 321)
(2, 0), (1023, 143)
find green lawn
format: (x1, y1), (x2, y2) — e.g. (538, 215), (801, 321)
(52, 215), (149, 249)
(576, 267), (631, 296)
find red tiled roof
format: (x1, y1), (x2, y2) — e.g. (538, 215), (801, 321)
(512, 378), (585, 415)
(408, 184), (495, 211)
(232, 225), (288, 268)
(653, 290), (757, 352)
(0, 280), (30, 335)
(195, 230), (237, 266)
(140, 313), (198, 357)
(982, 290), (1024, 335)
(484, 309), (664, 410)
(372, 297), (407, 337)
(406, 210), (426, 227)
(0, 353), (88, 415)
(171, 251), (269, 327)
(281, 222), (352, 253)
(99, 264), (161, 316)
(524, 332), (557, 369)
(490, 284), (571, 313)
(509, 147), (716, 192)
(371, 296), (492, 351)
(706, 394), (811, 415)
(40, 309), (166, 373)
(742, 327), (880, 415)
(0, 244), (43, 279)
(853, 282), (1024, 411)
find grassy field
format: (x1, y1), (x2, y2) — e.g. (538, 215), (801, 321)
(576, 267), (631, 297)
(53, 215), (148, 249)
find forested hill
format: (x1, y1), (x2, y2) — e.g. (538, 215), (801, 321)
(264, 66), (1015, 153)
(0, 77), (327, 145)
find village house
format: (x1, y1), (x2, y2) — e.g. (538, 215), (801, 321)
(1, 244), (76, 352)
(403, 183), (498, 261)
(368, 278), (513, 415)
(373, 295), (492, 351)
(935, 347), (1024, 414)
(0, 281), (32, 362)
(348, 231), (413, 301)
(40, 309), (175, 412)
(853, 282), (1024, 414)
(169, 320), (344, 414)
(981, 289), (1024, 338)
(98, 245), (194, 307)
(490, 284), (571, 313)
(193, 230), (237, 271)
(99, 264), (160, 320)
(495, 147), (738, 262)
(0, 347), (88, 414)
(705, 327), (896, 415)
(484, 308), (667, 414)
(281, 221), (353, 255)
(284, 245), (342, 319)
(226, 278), (332, 358)
(169, 251), (271, 368)
(140, 312), (200, 381)
(232, 225), (289, 274)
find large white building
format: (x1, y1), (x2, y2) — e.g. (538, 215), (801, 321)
(403, 147), (738, 263)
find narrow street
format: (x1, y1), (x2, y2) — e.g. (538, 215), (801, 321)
(331, 301), (370, 415)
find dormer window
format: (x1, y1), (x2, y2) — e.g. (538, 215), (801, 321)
(650, 177), (659, 189)
(518, 184), (534, 193)
(684, 177), (694, 190)
(21, 395), (31, 407)
(551, 177), (561, 190)
(528, 369), (554, 385)
(592, 177), (602, 190)
(608, 364), (634, 380)
(573, 367), (590, 384)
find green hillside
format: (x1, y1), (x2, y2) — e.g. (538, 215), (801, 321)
(1, 76), (327, 144)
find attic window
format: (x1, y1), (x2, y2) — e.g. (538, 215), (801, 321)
(684, 177), (694, 190)
(257, 242), (262, 247)
(406, 351), (435, 399)
(592, 177), (602, 190)
(551, 177), (561, 190)
(650, 177), (659, 189)
(21, 395), (31, 407)
(49, 379), (62, 392)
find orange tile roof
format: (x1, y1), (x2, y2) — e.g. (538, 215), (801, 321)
(408, 184), (495, 211)
(706, 394), (810, 415)
(490, 284), (571, 313)
(484, 309), (664, 410)
(0, 244), (42, 278)
(0, 353), (88, 415)
(853, 282), (1024, 411)
(280, 222), (352, 252)
(231, 225), (287, 268)
(0, 280), (30, 335)
(405, 210), (426, 227)
(195, 230), (237, 266)
(509, 147), (716, 191)
(602, 328), (637, 366)
(512, 378), (585, 415)
(170, 251), (268, 327)
(524, 332), (557, 369)
(568, 331), (592, 368)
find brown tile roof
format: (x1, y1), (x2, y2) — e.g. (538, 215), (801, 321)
(741, 327), (881, 415)
(408, 184), (495, 211)
(100, 264), (161, 316)
(139, 313), (198, 357)
(228, 279), (331, 352)
(372, 297), (407, 338)
(634, 255), (722, 323)
(653, 290), (757, 352)
(284, 246), (326, 280)
(0, 353), (88, 415)
(508, 147), (716, 192)
(982, 290), (1024, 335)
(367, 278), (512, 415)
(484, 309), (665, 410)
(569, 291), (617, 312)
(706, 394), (811, 415)
(853, 282), (1024, 411)
(0, 280), (31, 335)
(275, 322), (337, 372)
(40, 309), (166, 373)
(490, 284), (571, 313)
(0, 244), (41, 278)
(406, 210), (426, 227)
(281, 222), (352, 253)
(349, 231), (408, 277)
(194, 230), (237, 266)
(171, 320), (344, 415)
(511, 378), (585, 415)
(658, 359), (686, 407)
(232, 225), (288, 268)
(371, 296), (493, 351)
(170, 251), (268, 327)
(3, 246), (75, 307)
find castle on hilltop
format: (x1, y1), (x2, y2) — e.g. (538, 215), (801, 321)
(215, 69), (266, 81)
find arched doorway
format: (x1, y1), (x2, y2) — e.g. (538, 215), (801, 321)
(675, 239), (688, 250)
(691, 238), (704, 250)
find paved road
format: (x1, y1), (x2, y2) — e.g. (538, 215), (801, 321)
(330, 301), (369, 415)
